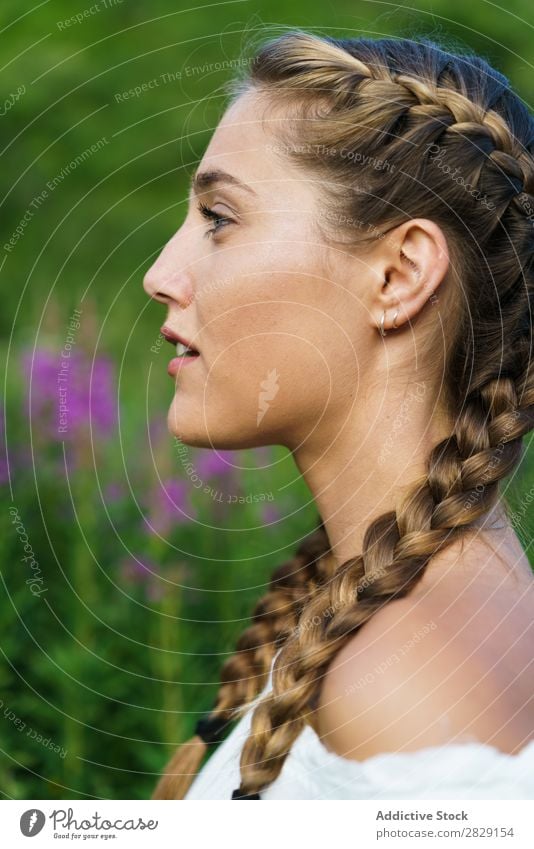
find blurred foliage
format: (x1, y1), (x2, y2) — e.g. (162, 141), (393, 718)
(1, 0), (533, 800)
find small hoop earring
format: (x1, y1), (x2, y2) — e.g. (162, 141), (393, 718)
(392, 309), (399, 329)
(379, 310), (387, 336)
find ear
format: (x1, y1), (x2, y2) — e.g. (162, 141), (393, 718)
(368, 219), (449, 333)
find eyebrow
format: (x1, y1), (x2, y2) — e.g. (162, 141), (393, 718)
(189, 167), (257, 197)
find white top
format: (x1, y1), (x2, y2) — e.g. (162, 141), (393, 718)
(185, 650), (534, 800)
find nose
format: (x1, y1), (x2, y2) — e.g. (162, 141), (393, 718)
(143, 248), (194, 308)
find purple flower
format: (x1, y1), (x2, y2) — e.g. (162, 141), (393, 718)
(87, 355), (116, 435)
(194, 449), (237, 480)
(21, 349), (59, 440)
(20, 347), (117, 442)
(148, 416), (168, 445)
(146, 477), (197, 535)
(104, 482), (126, 502)
(260, 503), (281, 524)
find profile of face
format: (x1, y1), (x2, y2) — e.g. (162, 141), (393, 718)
(143, 90), (446, 452)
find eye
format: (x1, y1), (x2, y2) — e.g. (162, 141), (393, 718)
(197, 201), (234, 238)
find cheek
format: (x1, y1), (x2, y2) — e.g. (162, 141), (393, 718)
(195, 244), (362, 421)
(199, 298), (342, 431)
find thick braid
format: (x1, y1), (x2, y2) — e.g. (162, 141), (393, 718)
(243, 33), (534, 227)
(151, 520), (332, 798)
(222, 32), (534, 797)
(236, 378), (534, 794)
(213, 522), (331, 712)
(248, 32), (518, 151)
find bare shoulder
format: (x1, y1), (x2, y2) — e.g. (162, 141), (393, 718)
(314, 575), (534, 760)
(315, 594), (449, 760)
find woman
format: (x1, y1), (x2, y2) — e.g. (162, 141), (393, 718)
(143, 30), (534, 799)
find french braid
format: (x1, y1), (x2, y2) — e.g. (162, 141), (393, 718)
(153, 30), (534, 798)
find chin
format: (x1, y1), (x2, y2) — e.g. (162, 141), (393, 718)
(166, 404), (208, 447)
(166, 400), (279, 450)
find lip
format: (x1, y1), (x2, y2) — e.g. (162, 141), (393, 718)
(160, 325), (199, 353)
(167, 355), (200, 378)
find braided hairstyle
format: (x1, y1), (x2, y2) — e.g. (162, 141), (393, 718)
(152, 31), (534, 799)
(151, 518), (335, 798)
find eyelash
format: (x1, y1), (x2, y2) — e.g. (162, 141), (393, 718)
(197, 201), (233, 238)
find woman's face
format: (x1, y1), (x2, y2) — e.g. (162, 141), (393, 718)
(143, 91), (376, 451)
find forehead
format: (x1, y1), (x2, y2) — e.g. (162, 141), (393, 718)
(197, 91), (304, 194)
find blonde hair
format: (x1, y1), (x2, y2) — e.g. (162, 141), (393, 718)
(152, 30), (534, 799)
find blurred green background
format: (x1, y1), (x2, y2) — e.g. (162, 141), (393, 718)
(1, 0), (533, 800)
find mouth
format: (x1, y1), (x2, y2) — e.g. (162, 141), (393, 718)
(161, 325), (200, 354)
(161, 325), (201, 378)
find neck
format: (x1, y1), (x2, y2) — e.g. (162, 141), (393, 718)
(291, 377), (459, 568)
